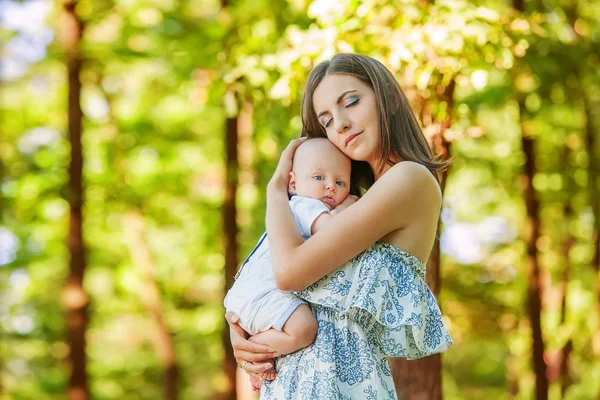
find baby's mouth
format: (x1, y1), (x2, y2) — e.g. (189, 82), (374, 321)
(322, 195), (336, 206)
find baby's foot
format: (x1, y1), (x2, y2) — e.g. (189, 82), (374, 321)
(250, 375), (262, 392)
(257, 359), (276, 381)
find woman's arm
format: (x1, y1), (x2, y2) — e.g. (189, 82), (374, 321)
(268, 159), (441, 291)
(311, 195), (359, 234)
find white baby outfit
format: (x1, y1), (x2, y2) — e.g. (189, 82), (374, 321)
(224, 196), (330, 335)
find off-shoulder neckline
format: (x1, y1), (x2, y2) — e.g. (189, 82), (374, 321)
(375, 241), (427, 266)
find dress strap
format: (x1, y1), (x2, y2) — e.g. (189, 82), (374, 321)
(233, 232), (267, 281)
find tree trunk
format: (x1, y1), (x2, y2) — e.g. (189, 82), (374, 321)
(513, 0), (525, 12)
(518, 99), (549, 400)
(564, 0), (600, 358)
(559, 165), (574, 395)
(124, 212), (179, 400)
(220, 0), (241, 395)
(60, 1), (88, 399)
(390, 81), (454, 400)
(545, 148), (574, 393)
(222, 113), (239, 400)
(510, 1), (548, 396)
(582, 82), (600, 356)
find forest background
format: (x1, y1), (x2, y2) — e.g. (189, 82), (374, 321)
(1, 0), (599, 399)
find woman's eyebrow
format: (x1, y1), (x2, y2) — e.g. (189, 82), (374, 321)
(317, 90), (358, 118)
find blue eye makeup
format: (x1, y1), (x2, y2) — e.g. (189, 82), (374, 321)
(320, 95), (359, 128)
(345, 97), (359, 107)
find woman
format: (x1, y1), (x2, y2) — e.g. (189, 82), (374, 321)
(226, 53), (453, 398)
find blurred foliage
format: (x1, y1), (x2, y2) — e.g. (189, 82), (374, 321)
(1, 0), (599, 399)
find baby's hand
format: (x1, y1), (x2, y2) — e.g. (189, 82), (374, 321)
(331, 195), (359, 216)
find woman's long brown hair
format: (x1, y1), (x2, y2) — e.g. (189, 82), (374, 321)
(301, 53), (450, 195)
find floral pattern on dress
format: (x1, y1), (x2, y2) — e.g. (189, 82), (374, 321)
(261, 241), (452, 399)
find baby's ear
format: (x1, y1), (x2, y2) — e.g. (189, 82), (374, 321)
(288, 172), (296, 194)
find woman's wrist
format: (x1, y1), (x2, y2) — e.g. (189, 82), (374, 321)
(267, 175), (287, 194)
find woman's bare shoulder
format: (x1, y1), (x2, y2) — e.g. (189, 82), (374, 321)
(375, 161), (442, 203)
(374, 162), (442, 259)
(356, 161), (441, 235)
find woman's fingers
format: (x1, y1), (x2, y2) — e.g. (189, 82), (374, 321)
(271, 137), (308, 185)
(225, 311), (238, 323)
(226, 312), (272, 352)
(244, 361), (275, 375)
(234, 347), (276, 363)
(287, 136), (308, 149)
(231, 337), (276, 361)
(224, 311), (241, 328)
(282, 137), (308, 159)
(225, 312), (247, 337)
(232, 333), (276, 355)
(225, 312), (277, 364)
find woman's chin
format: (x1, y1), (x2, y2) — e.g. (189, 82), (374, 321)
(345, 148), (371, 163)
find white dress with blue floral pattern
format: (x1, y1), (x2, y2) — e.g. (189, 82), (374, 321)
(261, 241), (453, 399)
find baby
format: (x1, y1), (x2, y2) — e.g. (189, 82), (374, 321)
(224, 138), (356, 380)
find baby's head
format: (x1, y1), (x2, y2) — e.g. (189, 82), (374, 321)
(289, 138), (351, 210)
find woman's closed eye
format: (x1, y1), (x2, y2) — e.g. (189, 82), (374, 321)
(321, 97), (359, 128)
(344, 97), (359, 108)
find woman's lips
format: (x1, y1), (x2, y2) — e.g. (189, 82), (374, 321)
(345, 132), (362, 147)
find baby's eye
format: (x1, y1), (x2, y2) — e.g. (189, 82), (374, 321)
(336, 180), (345, 186)
(345, 97), (359, 107)
(314, 175), (323, 181)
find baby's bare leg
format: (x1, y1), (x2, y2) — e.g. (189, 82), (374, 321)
(250, 305), (318, 381)
(251, 305), (318, 355)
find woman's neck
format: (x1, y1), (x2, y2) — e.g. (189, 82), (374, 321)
(370, 155), (403, 181)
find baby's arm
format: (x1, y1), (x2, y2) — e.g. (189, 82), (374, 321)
(311, 195), (359, 235)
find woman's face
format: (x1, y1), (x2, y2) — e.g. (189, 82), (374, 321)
(312, 74), (380, 164)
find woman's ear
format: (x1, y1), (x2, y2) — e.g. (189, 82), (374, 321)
(288, 172), (297, 194)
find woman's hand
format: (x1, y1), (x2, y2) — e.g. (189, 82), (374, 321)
(268, 137), (307, 191)
(225, 312), (278, 375)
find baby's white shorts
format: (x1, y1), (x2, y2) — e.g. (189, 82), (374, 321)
(224, 257), (305, 336)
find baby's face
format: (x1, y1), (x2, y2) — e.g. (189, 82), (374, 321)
(289, 139), (351, 210)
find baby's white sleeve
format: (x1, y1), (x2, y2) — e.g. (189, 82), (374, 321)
(288, 196), (330, 238)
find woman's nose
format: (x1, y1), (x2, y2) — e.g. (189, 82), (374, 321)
(334, 115), (351, 133)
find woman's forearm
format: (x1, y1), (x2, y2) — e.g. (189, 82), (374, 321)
(266, 182), (304, 290)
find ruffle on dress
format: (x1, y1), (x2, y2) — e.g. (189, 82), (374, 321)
(296, 241), (453, 359)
